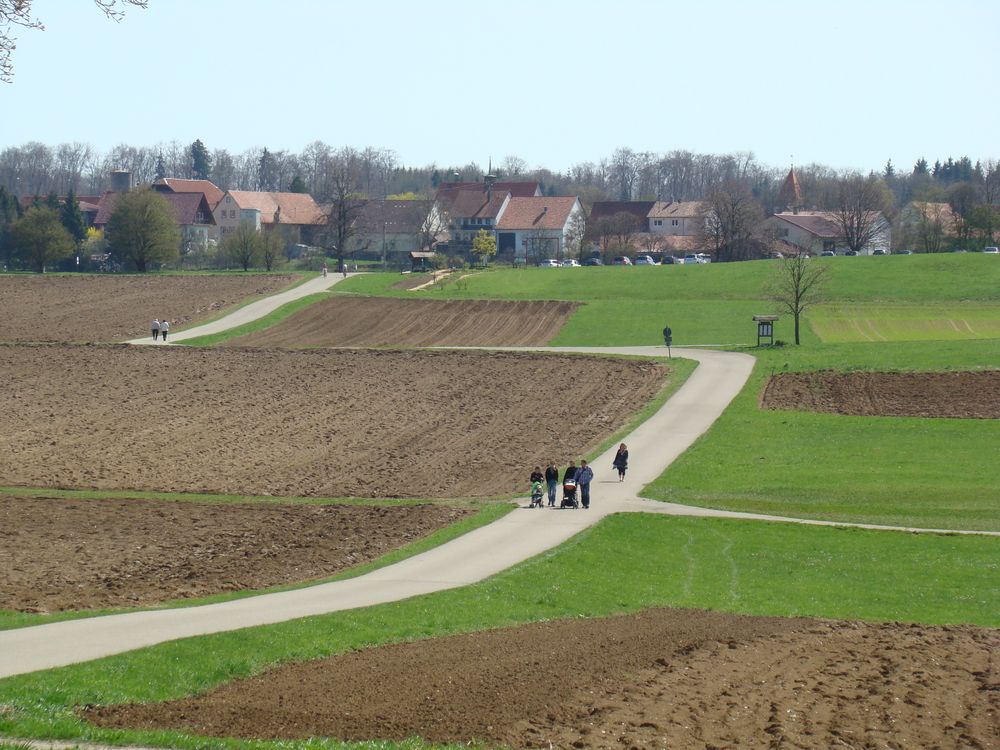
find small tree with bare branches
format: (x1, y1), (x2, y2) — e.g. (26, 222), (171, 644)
(766, 253), (829, 345)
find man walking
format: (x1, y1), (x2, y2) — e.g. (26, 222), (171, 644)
(576, 459), (594, 509)
(545, 462), (559, 507)
(151, 318), (159, 341)
(160, 319), (170, 342)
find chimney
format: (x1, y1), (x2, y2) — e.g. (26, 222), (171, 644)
(110, 170), (132, 193)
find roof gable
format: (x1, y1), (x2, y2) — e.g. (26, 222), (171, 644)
(153, 178), (225, 209)
(496, 196), (579, 231)
(226, 191), (325, 225)
(589, 201), (655, 222)
(647, 201), (707, 219)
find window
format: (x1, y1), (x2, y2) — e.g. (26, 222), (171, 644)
(225, 196), (231, 204)
(654, 219), (662, 226)
(671, 219), (679, 226)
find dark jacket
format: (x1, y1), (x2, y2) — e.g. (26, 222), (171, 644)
(530, 471), (544, 484)
(545, 466), (559, 482)
(613, 449), (629, 469)
(563, 465), (578, 483)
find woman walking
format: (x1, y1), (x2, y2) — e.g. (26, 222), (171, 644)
(612, 443), (629, 481)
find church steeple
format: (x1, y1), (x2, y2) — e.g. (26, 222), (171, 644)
(778, 165), (803, 212)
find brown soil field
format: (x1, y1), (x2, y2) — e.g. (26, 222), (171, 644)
(223, 296), (579, 348)
(83, 607), (1000, 749)
(0, 344), (665, 498)
(762, 370), (1000, 418)
(0, 274), (297, 343)
(0, 494), (471, 613)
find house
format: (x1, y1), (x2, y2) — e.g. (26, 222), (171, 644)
(152, 178), (225, 210)
(215, 191), (325, 244)
(345, 199), (438, 260)
(93, 190), (217, 250)
(647, 201), (707, 235)
(17, 194), (102, 227)
(495, 196), (584, 260)
(434, 184), (512, 250)
(588, 201), (655, 230)
(761, 210), (891, 255)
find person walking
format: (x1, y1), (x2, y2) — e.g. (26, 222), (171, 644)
(160, 319), (170, 342)
(322, 262), (328, 277)
(151, 318), (160, 341)
(562, 461), (579, 508)
(576, 459), (594, 509)
(544, 462), (559, 507)
(613, 443), (629, 482)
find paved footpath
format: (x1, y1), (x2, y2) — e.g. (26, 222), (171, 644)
(3, 288), (996, 679)
(129, 271), (351, 345)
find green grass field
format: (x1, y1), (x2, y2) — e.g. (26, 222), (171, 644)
(810, 302), (1000, 343)
(0, 514), (995, 749)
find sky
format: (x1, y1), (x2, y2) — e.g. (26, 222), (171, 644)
(2, 0), (998, 174)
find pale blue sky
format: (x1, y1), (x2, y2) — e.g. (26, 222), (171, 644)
(3, 0), (997, 173)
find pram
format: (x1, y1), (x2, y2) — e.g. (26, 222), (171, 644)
(561, 478), (578, 508)
(529, 480), (544, 508)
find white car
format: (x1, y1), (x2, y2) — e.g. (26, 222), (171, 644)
(634, 255), (657, 265)
(538, 258), (559, 267)
(683, 253), (711, 264)
(984, 247), (999, 254)
(560, 258), (581, 267)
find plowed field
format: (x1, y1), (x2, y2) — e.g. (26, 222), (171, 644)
(222, 297), (578, 347)
(84, 607), (1000, 749)
(0, 273), (297, 343)
(0, 344), (666, 498)
(762, 370), (1000, 418)
(0, 494), (472, 612)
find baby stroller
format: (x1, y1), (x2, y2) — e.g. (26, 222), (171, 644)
(529, 480), (544, 508)
(561, 478), (579, 508)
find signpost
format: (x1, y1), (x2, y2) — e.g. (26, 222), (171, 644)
(753, 315), (778, 346)
(662, 325), (672, 358)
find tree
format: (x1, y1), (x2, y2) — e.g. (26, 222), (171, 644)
(221, 222), (260, 271)
(60, 189), (87, 244)
(154, 152), (166, 180)
(288, 174), (308, 193)
(259, 229), (284, 271)
(829, 174), (892, 254)
(767, 254), (829, 345)
(316, 161), (364, 273)
(105, 188), (179, 272)
(2, 1), (148, 83)
(701, 181), (763, 262)
(564, 208), (587, 260)
(471, 228), (497, 267)
(190, 139), (211, 180)
(8, 206), (74, 272)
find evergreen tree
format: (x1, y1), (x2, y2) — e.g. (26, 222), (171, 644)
(257, 148), (274, 191)
(190, 139), (212, 180)
(60, 190), (87, 244)
(155, 152), (167, 181)
(45, 192), (60, 210)
(913, 158), (929, 177)
(288, 174), (308, 193)
(883, 159), (895, 180)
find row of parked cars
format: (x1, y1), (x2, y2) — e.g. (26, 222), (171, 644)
(538, 253), (711, 267)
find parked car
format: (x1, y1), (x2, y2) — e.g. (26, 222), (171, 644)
(844, 250), (858, 256)
(611, 256), (632, 265)
(583, 257), (604, 266)
(953, 248), (968, 253)
(873, 249), (887, 255)
(894, 249), (913, 255)
(821, 250), (836, 257)
(984, 247), (999, 254)
(634, 255), (657, 265)
(560, 258), (581, 267)
(661, 255), (681, 264)
(538, 258), (559, 267)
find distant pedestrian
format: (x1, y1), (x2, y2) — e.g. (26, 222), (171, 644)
(322, 262), (328, 277)
(576, 459), (594, 509)
(151, 318), (160, 341)
(613, 443), (629, 482)
(545, 462), (559, 507)
(342, 262), (347, 278)
(160, 319), (170, 342)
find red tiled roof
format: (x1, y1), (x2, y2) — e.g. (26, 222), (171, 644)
(589, 201), (655, 222)
(352, 200), (435, 233)
(777, 168), (803, 208)
(771, 211), (841, 237)
(647, 201), (707, 219)
(153, 178), (225, 208)
(496, 196), (578, 231)
(437, 187), (510, 220)
(227, 191), (325, 225)
(93, 190), (215, 227)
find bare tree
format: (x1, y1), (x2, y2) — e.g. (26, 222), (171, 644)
(830, 173), (892, 254)
(500, 155), (527, 177)
(767, 254), (829, 345)
(2, 1), (147, 82)
(701, 181), (763, 262)
(317, 160), (364, 272)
